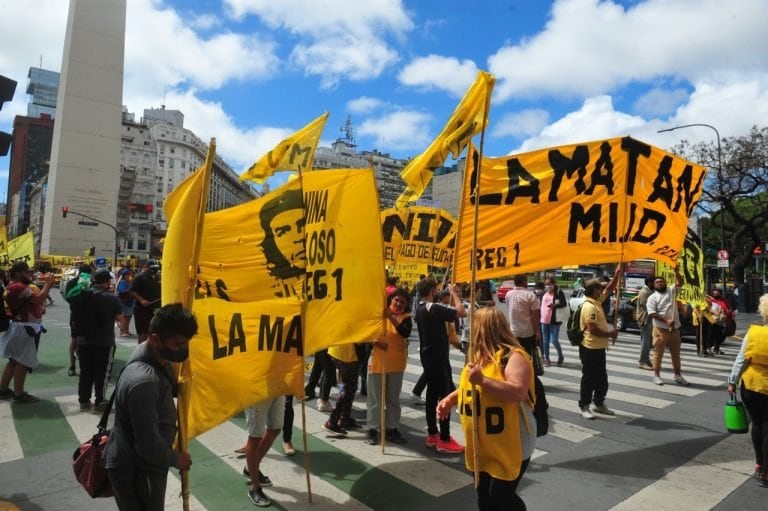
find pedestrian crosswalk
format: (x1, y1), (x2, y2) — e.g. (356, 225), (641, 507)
(0, 333), (759, 510)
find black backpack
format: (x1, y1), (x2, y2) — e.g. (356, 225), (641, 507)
(70, 288), (100, 338)
(566, 302), (586, 346)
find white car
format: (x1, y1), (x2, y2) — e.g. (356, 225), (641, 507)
(569, 288), (585, 313)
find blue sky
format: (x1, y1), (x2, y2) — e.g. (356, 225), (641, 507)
(2, 0), (768, 198)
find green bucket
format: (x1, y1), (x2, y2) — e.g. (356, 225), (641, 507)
(724, 397), (749, 434)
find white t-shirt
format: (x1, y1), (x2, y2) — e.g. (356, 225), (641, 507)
(646, 287), (680, 330)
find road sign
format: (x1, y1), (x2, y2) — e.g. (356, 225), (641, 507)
(717, 259), (729, 268)
(77, 221), (98, 227)
(717, 249), (729, 261)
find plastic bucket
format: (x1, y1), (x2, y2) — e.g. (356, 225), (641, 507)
(724, 398), (749, 434)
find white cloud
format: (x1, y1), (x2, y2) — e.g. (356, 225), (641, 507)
(488, 0), (768, 102)
(398, 55), (479, 97)
(357, 110), (432, 151)
(346, 96), (386, 114)
(632, 87), (689, 117)
(224, 0), (414, 84)
(492, 109), (550, 138)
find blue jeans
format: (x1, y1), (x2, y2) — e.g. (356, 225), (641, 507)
(541, 323), (563, 362)
(639, 320), (653, 364)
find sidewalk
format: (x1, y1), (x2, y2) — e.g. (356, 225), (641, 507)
(729, 310), (763, 341)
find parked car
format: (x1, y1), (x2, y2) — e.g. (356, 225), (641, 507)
(615, 296), (698, 339)
(497, 280), (515, 302)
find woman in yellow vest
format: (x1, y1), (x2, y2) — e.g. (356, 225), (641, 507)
(437, 307), (536, 510)
(365, 288), (412, 445)
(728, 293), (768, 488)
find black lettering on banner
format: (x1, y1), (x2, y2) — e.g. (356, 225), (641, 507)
(584, 141), (615, 196)
(548, 145), (589, 201)
(473, 247), (507, 270)
(284, 315), (303, 356)
(381, 214), (407, 243)
(304, 190), (328, 224)
(652, 245), (679, 259)
(289, 143), (312, 169)
(259, 315), (284, 352)
(485, 406), (504, 435)
(210, 313), (246, 359)
(305, 268), (343, 301)
(331, 268), (343, 301)
(469, 148), (502, 205)
(620, 136), (651, 196)
(307, 229), (336, 265)
(631, 208), (666, 244)
(568, 202), (667, 245)
(435, 216), (454, 244)
(504, 158), (540, 205)
(215, 279), (230, 301)
(413, 212), (437, 242)
(681, 231), (702, 288)
(676, 164), (705, 217)
(568, 203), (601, 243)
(648, 156), (675, 209)
(460, 388), (474, 417)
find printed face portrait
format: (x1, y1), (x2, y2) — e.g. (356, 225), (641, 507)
(259, 188), (306, 280)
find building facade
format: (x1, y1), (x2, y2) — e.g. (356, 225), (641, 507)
(26, 67), (59, 119)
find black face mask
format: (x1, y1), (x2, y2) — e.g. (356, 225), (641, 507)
(159, 345), (189, 363)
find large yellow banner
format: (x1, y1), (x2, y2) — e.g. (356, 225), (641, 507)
(454, 137), (706, 282)
(186, 168), (385, 438)
(7, 232), (35, 267)
(187, 297), (305, 438)
(657, 227), (706, 308)
(381, 206), (456, 268)
(388, 262), (429, 289)
(0, 226), (8, 268)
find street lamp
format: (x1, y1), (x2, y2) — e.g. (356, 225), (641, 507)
(61, 206), (119, 267)
(657, 123), (726, 288)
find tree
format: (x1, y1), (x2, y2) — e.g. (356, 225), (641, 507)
(672, 126), (768, 286)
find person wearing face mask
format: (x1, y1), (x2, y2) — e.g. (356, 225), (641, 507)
(104, 303), (197, 510)
(645, 270), (690, 386)
(540, 277), (568, 367)
(708, 288), (732, 355)
(129, 259), (162, 344)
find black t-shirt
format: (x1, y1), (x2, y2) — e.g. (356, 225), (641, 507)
(128, 271), (161, 310)
(80, 287), (122, 345)
(415, 301), (457, 362)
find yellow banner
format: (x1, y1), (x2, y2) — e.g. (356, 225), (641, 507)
(381, 206), (455, 268)
(0, 226), (8, 268)
(656, 228), (706, 308)
(396, 71), (495, 208)
(239, 112), (328, 183)
(7, 232), (35, 268)
(187, 297), (305, 439)
(388, 261), (429, 289)
(454, 138), (706, 282)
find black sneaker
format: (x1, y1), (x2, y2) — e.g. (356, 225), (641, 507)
(247, 487), (272, 507)
(340, 418), (363, 430)
(365, 429), (378, 445)
(67, 367), (77, 376)
(0, 388), (13, 400)
(92, 401), (107, 413)
(12, 393), (39, 404)
(322, 421), (348, 436)
(385, 429), (407, 444)
(242, 467), (273, 488)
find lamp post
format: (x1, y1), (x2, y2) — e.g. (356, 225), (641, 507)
(657, 123), (726, 288)
(62, 206), (119, 267)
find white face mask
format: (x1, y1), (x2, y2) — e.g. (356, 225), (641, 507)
(545, 285), (554, 292)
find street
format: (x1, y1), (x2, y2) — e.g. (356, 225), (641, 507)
(1, 298), (766, 510)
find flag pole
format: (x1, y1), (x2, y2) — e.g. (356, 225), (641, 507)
(300, 398), (313, 503)
(380, 358), (387, 453)
(468, 88), (492, 489)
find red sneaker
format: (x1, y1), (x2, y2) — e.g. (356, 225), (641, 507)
(436, 436), (464, 454)
(425, 434), (439, 448)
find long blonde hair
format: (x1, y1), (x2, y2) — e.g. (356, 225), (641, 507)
(470, 307), (522, 366)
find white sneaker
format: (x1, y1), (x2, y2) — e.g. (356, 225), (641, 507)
(317, 400), (332, 412)
(591, 404), (615, 416)
(412, 393), (425, 405)
(580, 406), (596, 420)
(653, 376), (664, 386)
(674, 375), (690, 386)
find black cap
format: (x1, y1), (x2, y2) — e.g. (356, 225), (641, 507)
(144, 259), (160, 270)
(92, 269), (111, 284)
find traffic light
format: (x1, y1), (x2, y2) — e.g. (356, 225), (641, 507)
(62, 206), (68, 218)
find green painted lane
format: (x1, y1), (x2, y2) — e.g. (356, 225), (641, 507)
(12, 399), (79, 457)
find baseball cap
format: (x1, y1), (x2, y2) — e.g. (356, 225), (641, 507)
(144, 259), (160, 270)
(92, 269), (112, 284)
(94, 256), (107, 268)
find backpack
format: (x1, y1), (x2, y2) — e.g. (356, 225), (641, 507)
(566, 302), (586, 346)
(70, 288), (100, 338)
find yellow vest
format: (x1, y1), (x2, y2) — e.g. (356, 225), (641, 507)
(458, 348), (534, 481)
(328, 343), (357, 363)
(742, 325), (768, 395)
(370, 312), (410, 374)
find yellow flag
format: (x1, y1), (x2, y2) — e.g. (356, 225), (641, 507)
(162, 140), (214, 306)
(396, 71), (495, 208)
(0, 226), (8, 268)
(186, 168), (385, 438)
(7, 232), (35, 268)
(454, 137), (706, 282)
(657, 228), (706, 308)
(239, 112), (328, 183)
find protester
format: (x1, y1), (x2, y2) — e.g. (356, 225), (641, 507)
(505, 275), (541, 359)
(0, 262), (55, 403)
(540, 277), (567, 367)
(636, 276), (654, 369)
(64, 264), (93, 376)
(323, 342), (362, 435)
(94, 256), (116, 292)
(243, 396), (284, 507)
(437, 307), (535, 510)
(366, 288), (412, 445)
(129, 259), (161, 344)
(708, 287), (732, 355)
(74, 269), (123, 411)
(646, 270), (691, 386)
(727, 293), (768, 488)
(104, 304), (197, 510)
(578, 268), (621, 420)
(415, 278), (466, 453)
(116, 268), (135, 336)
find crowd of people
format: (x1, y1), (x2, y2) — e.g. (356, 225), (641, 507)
(1, 258), (766, 510)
